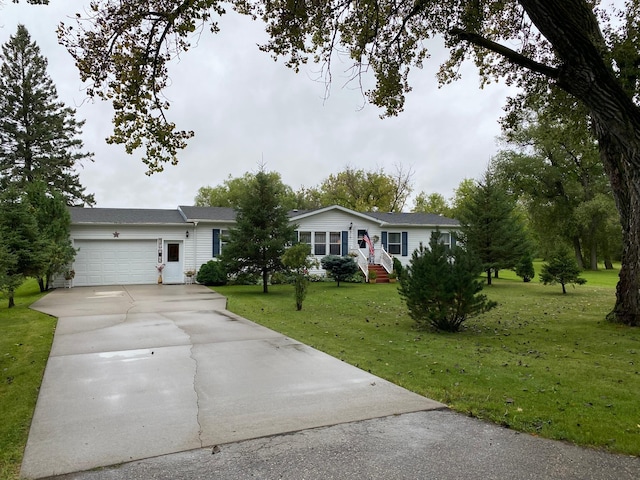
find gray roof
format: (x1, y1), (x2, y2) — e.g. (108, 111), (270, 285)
(68, 205), (459, 227)
(365, 211), (460, 227)
(178, 206), (236, 222)
(69, 207), (187, 225)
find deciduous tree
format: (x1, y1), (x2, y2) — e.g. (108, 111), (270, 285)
(58, 1), (640, 324)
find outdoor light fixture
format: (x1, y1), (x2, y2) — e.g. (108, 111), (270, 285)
(186, 230), (189, 238)
(349, 222), (353, 230)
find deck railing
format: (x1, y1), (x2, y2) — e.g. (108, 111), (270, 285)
(380, 247), (393, 273)
(351, 249), (369, 282)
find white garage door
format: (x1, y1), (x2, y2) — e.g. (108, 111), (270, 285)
(73, 240), (158, 286)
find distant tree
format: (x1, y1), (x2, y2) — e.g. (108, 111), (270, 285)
(449, 179), (477, 220)
(320, 255), (359, 287)
(412, 192), (452, 216)
(399, 232), (496, 332)
(0, 25), (94, 206)
(494, 88), (614, 269)
(313, 164), (413, 212)
(282, 243), (316, 310)
(514, 252), (535, 283)
(219, 167), (297, 293)
(459, 171), (532, 285)
(540, 246), (587, 294)
(0, 187), (46, 307)
(195, 171), (303, 210)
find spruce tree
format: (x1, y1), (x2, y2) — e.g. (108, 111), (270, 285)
(0, 187), (46, 307)
(220, 168), (297, 293)
(0, 24), (94, 206)
(459, 171), (532, 285)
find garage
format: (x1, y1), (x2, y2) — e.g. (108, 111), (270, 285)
(73, 240), (158, 287)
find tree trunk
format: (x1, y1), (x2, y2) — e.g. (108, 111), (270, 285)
(37, 276), (45, 293)
(604, 257), (613, 270)
(572, 237), (584, 269)
(589, 236), (598, 271)
(519, 0), (640, 325)
(8, 289), (15, 308)
(486, 269), (492, 285)
(262, 269), (269, 293)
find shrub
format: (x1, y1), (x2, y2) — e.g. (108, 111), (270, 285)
(392, 256), (403, 277)
(196, 260), (227, 286)
(320, 255), (359, 287)
(229, 272), (259, 285)
(399, 232), (497, 332)
(270, 271), (293, 285)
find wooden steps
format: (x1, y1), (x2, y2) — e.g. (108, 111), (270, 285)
(368, 264), (389, 283)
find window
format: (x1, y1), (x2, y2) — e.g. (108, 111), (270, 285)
(220, 229), (229, 253)
(298, 231), (311, 246)
(167, 243), (180, 262)
(329, 232), (341, 255)
(387, 232), (401, 255)
(357, 229), (367, 248)
(314, 232), (326, 255)
(439, 232), (451, 250)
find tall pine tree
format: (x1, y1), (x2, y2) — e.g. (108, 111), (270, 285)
(459, 170), (532, 285)
(220, 167), (297, 293)
(0, 24), (94, 206)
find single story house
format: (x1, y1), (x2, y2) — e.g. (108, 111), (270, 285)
(61, 204), (460, 287)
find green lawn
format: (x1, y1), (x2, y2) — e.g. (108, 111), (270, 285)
(1, 266), (636, 480)
(216, 267), (640, 455)
(0, 280), (55, 480)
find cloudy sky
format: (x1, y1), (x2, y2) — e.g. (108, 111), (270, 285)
(1, 1), (516, 209)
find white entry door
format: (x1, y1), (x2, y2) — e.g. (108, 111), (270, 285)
(163, 241), (184, 284)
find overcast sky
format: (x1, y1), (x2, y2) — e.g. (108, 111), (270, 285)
(1, 1), (517, 210)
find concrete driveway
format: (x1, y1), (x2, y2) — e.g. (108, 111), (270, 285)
(21, 285), (442, 479)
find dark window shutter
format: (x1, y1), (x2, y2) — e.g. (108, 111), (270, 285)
(401, 231), (408, 256)
(381, 231), (388, 250)
(451, 231), (457, 248)
(341, 231), (348, 255)
(213, 229), (220, 257)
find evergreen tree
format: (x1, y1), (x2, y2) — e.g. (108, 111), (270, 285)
(459, 170), (532, 285)
(220, 167), (297, 293)
(25, 182), (76, 291)
(399, 232), (496, 332)
(0, 187), (46, 307)
(320, 255), (359, 287)
(0, 24), (94, 206)
(540, 246), (587, 294)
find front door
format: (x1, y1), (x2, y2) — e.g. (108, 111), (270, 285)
(163, 241), (183, 284)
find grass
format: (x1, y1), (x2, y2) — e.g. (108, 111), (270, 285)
(216, 266), (640, 456)
(0, 280), (56, 480)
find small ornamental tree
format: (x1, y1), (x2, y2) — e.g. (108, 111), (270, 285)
(282, 243), (316, 311)
(540, 246), (587, 294)
(399, 232), (497, 332)
(320, 255), (359, 287)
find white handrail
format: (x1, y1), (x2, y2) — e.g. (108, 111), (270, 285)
(351, 249), (369, 282)
(380, 247), (393, 273)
